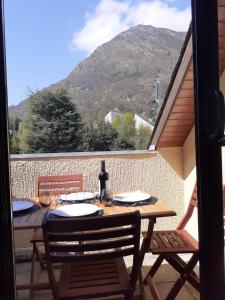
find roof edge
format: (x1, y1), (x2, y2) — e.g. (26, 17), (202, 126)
(148, 25), (192, 149)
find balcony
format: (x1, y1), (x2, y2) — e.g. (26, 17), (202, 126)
(12, 149), (199, 299)
(16, 262), (199, 299)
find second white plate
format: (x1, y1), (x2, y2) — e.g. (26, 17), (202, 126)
(113, 191), (151, 203)
(50, 203), (101, 217)
(60, 192), (95, 202)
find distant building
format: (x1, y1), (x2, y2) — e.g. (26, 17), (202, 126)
(104, 111), (153, 131)
(104, 111), (121, 124)
(134, 114), (153, 130)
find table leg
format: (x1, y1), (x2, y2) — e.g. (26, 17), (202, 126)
(140, 217), (156, 265)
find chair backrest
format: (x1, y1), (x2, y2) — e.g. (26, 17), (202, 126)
(177, 184), (197, 230)
(36, 175), (83, 197)
(177, 183), (225, 231)
(43, 211), (141, 293)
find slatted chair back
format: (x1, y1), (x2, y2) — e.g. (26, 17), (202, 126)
(43, 211), (141, 294)
(36, 175), (83, 197)
(177, 184), (198, 230)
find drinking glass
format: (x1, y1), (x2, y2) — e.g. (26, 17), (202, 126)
(89, 190), (100, 206)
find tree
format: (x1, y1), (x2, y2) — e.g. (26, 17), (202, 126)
(112, 112), (136, 147)
(14, 116), (21, 131)
(21, 89), (83, 153)
(148, 97), (159, 125)
(81, 121), (118, 151)
(9, 115), (22, 154)
(10, 132), (21, 154)
(135, 125), (152, 150)
(112, 137), (135, 150)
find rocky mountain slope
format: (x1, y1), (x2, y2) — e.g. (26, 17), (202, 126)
(9, 25), (186, 121)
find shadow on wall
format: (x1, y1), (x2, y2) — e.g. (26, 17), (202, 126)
(158, 147), (184, 179)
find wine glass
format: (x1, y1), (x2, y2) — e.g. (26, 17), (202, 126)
(88, 189), (99, 206)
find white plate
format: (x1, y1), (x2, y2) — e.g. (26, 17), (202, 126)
(60, 192), (95, 202)
(12, 200), (33, 212)
(50, 203), (101, 217)
(112, 191), (151, 203)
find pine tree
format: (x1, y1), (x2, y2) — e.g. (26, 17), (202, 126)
(22, 89), (82, 153)
(81, 121), (118, 151)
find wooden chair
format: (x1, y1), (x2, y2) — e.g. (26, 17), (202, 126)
(143, 184), (199, 300)
(42, 211), (141, 300)
(36, 174), (83, 197)
(30, 174), (83, 298)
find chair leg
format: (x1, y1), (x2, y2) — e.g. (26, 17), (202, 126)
(165, 253), (199, 300)
(165, 254), (200, 291)
(29, 245), (36, 299)
(145, 275), (161, 300)
(138, 267), (146, 300)
(144, 255), (164, 283)
(33, 242), (45, 270)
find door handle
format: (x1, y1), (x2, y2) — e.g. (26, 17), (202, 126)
(209, 90), (225, 145)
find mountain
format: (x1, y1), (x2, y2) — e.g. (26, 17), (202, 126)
(8, 25), (186, 121)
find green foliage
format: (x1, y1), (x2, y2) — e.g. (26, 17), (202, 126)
(10, 132), (21, 154)
(135, 125), (152, 150)
(21, 89), (82, 153)
(112, 112), (136, 147)
(148, 98), (159, 125)
(81, 121), (118, 151)
(112, 137), (135, 150)
(14, 116), (21, 131)
(9, 115), (22, 154)
(17, 120), (30, 153)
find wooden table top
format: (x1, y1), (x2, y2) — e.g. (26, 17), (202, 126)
(13, 198), (176, 230)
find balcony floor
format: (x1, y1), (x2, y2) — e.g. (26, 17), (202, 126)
(16, 262), (199, 300)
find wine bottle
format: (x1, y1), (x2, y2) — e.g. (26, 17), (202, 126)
(98, 160), (109, 200)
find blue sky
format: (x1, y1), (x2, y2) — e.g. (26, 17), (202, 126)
(4, 0), (191, 106)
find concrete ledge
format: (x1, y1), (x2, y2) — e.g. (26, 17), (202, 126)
(11, 150), (156, 160)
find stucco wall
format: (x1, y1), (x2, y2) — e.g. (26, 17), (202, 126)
(183, 121), (225, 240)
(11, 150), (184, 252)
(183, 127), (198, 240)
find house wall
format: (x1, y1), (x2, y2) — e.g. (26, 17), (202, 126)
(183, 127), (198, 239)
(181, 68), (225, 240)
(104, 111), (121, 123)
(134, 114), (153, 130)
(11, 149), (184, 252)
(182, 97), (225, 240)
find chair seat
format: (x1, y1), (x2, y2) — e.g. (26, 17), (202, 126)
(57, 258), (132, 299)
(143, 230), (198, 254)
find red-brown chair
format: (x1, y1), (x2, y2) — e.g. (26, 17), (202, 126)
(30, 174), (83, 298)
(143, 184), (199, 300)
(43, 212), (141, 300)
(36, 174), (83, 197)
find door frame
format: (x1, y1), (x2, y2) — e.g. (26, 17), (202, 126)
(0, 0), (16, 299)
(192, 0), (225, 299)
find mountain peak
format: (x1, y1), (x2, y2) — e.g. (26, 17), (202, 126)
(9, 25), (186, 121)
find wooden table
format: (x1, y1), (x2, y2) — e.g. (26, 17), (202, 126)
(14, 199), (176, 230)
(14, 198), (176, 294)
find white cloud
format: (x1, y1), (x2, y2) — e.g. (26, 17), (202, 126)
(71, 0), (191, 55)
